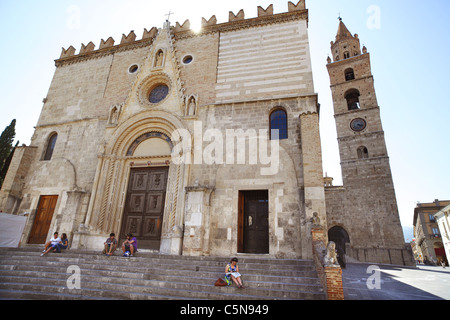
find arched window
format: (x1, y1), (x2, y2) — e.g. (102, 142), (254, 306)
(344, 51), (350, 59)
(357, 146), (369, 159)
(345, 89), (361, 110)
(43, 133), (57, 161)
(270, 108), (288, 140)
(345, 68), (355, 81)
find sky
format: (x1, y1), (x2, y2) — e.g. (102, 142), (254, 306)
(0, 0), (449, 237)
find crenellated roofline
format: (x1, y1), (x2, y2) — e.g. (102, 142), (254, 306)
(54, 1), (308, 67)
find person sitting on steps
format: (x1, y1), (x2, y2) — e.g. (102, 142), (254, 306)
(225, 257), (244, 289)
(122, 233), (137, 257)
(41, 232), (61, 256)
(103, 233), (118, 256)
(55, 233), (68, 253)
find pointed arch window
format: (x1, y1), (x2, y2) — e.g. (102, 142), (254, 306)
(270, 108), (288, 140)
(43, 133), (58, 161)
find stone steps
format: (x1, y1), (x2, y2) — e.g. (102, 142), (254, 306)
(0, 248), (326, 300)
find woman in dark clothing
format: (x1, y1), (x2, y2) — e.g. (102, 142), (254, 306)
(56, 233), (68, 253)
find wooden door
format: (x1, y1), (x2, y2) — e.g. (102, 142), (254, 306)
(238, 190), (269, 254)
(120, 167), (169, 250)
(28, 195), (58, 244)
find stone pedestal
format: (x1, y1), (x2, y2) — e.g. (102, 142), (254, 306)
(160, 225), (184, 255)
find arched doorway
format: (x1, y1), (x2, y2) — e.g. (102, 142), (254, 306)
(328, 226), (350, 268)
(84, 110), (190, 255)
(120, 133), (173, 250)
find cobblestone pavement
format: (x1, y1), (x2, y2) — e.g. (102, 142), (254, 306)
(342, 263), (450, 300)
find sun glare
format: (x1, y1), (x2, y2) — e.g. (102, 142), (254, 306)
(190, 20), (202, 33)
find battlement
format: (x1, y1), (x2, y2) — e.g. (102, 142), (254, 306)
(174, 1), (306, 35)
(58, 28), (158, 62)
(55, 1), (307, 66)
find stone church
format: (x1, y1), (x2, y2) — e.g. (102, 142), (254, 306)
(0, 1), (413, 265)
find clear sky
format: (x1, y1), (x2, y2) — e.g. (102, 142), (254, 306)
(0, 0), (449, 237)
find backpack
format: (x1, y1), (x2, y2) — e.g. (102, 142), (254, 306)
(214, 278), (227, 287)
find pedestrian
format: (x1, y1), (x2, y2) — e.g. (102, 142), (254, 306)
(122, 233), (137, 257)
(103, 233), (118, 256)
(336, 247), (346, 269)
(55, 233), (69, 253)
(41, 232), (61, 256)
(225, 257), (244, 288)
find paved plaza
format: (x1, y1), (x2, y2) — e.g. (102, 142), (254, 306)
(342, 263), (450, 300)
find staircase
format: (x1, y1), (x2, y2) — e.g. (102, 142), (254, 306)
(0, 247), (326, 300)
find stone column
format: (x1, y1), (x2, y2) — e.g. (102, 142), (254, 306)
(72, 155), (109, 250)
(61, 190), (89, 249)
(299, 111), (328, 258)
(183, 183), (214, 256)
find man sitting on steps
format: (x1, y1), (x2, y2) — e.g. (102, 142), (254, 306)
(41, 232), (61, 256)
(103, 233), (118, 256)
(122, 233), (137, 257)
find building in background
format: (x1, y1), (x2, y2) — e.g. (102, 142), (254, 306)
(434, 203), (450, 266)
(413, 200), (449, 265)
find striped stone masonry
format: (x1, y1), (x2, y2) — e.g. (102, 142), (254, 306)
(215, 19), (313, 103)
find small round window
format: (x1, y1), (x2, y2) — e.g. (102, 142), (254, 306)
(182, 55), (193, 65)
(149, 84), (169, 104)
(129, 64), (139, 74)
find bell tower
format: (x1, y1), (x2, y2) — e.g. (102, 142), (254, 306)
(327, 18), (385, 175)
(325, 19), (410, 264)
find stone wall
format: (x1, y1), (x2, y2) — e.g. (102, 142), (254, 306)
(184, 95), (320, 258)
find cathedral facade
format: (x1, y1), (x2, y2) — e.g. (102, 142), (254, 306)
(0, 1), (413, 265)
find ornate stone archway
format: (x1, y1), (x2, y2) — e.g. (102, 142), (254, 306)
(81, 110), (191, 254)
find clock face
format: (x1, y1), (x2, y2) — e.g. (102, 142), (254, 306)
(350, 118), (367, 132)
